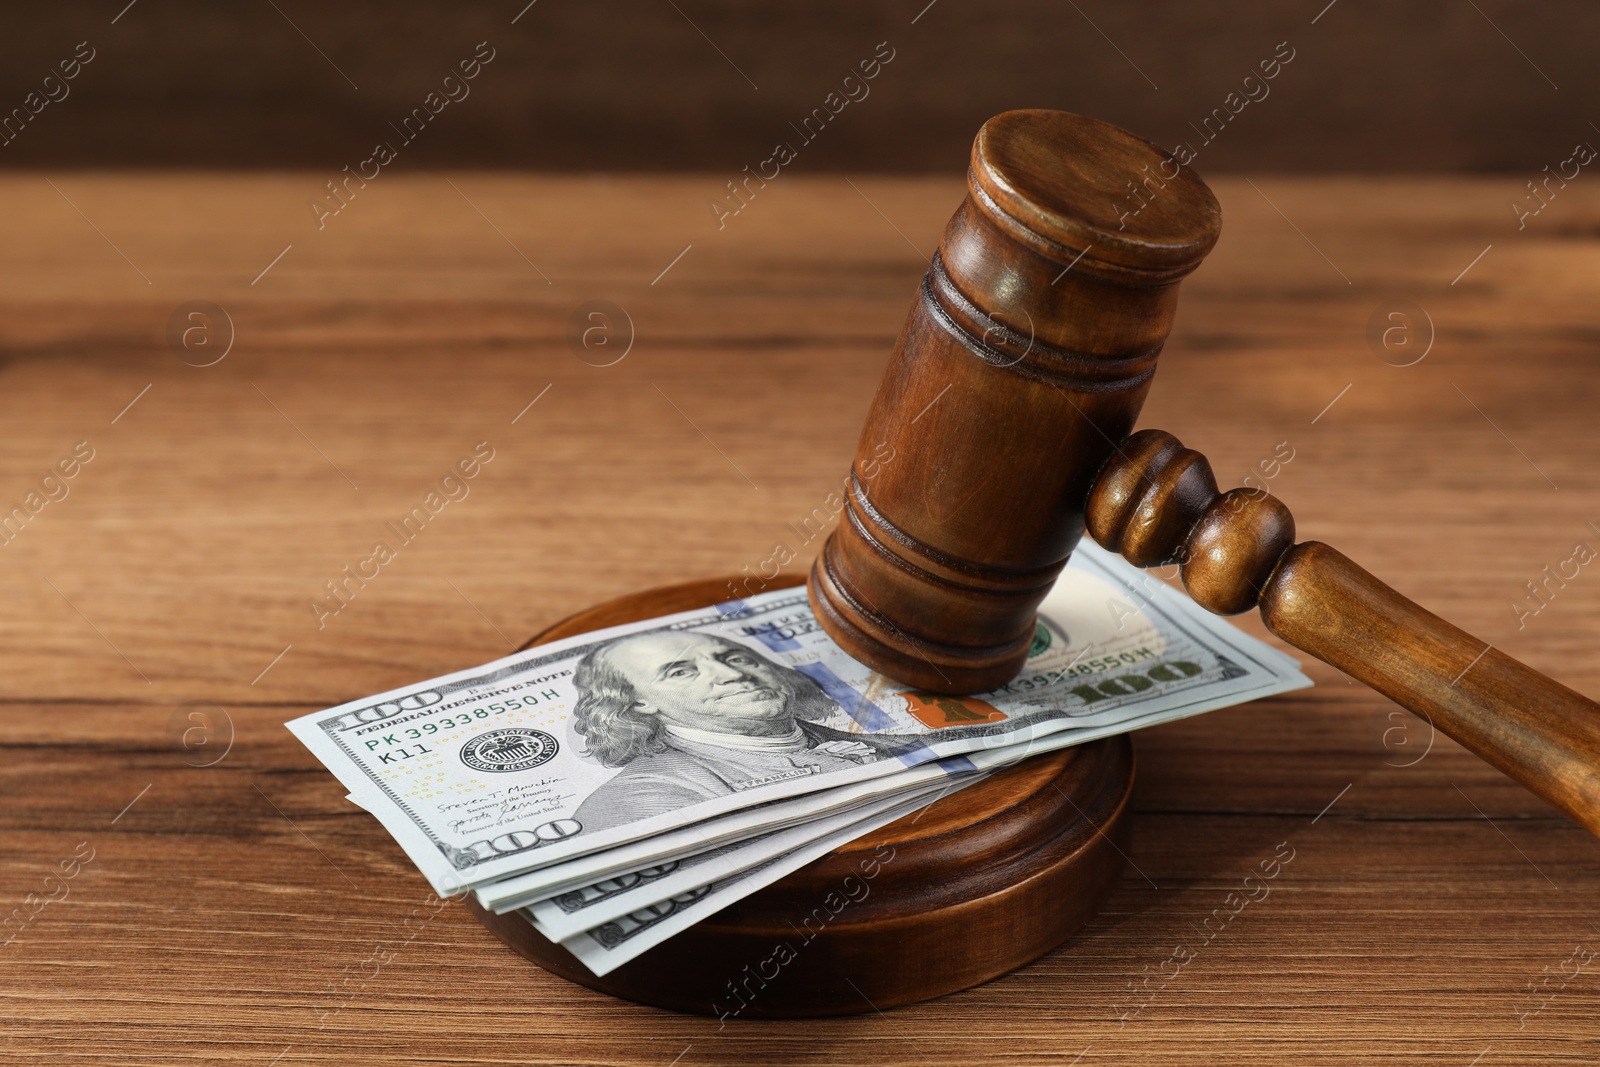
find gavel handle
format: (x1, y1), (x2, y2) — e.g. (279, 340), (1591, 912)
(1088, 429), (1600, 837)
(1265, 542), (1600, 833)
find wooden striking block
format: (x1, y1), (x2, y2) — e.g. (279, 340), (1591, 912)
(474, 576), (1134, 1016)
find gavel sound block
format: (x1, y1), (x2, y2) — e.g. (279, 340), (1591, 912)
(810, 108), (1600, 838)
(474, 576), (1135, 1016)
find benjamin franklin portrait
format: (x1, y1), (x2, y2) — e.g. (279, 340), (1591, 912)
(569, 632), (895, 833)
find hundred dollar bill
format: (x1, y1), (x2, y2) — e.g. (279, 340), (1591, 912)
(472, 678), (1270, 916)
(535, 784), (961, 978)
(524, 692), (1285, 976)
(519, 689), (1279, 944)
(472, 746), (1015, 912)
(348, 745), (999, 911)
(287, 541), (1310, 897)
(525, 776), (972, 942)
(477, 652), (1309, 913)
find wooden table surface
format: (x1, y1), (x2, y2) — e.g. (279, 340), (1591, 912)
(3, 172), (1598, 1065)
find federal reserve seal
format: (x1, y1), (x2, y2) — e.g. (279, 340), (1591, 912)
(1029, 619), (1056, 658)
(460, 728), (559, 772)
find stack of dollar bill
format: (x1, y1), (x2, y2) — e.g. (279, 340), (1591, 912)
(288, 542), (1309, 976)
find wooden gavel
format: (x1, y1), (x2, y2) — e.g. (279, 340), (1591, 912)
(809, 109), (1600, 837)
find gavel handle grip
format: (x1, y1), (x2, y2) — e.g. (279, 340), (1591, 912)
(1262, 542), (1600, 835)
(1087, 428), (1600, 836)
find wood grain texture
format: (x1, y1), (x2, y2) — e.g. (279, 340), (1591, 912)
(2, 172), (1600, 1063)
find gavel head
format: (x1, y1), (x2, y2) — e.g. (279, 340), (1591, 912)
(808, 109), (1222, 694)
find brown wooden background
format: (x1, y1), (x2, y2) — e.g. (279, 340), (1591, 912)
(1, 167), (1598, 1062)
(0, 0), (1595, 172)
(4, 1), (1600, 1062)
